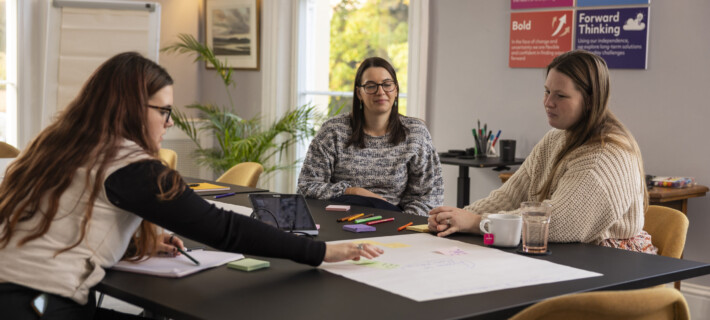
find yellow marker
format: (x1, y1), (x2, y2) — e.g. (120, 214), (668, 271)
(405, 224), (431, 233)
(347, 213), (364, 222)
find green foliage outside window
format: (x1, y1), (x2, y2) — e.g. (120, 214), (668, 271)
(328, 0), (409, 114)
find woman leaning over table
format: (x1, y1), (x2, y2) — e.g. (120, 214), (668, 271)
(297, 57), (444, 217)
(428, 50), (656, 254)
(0, 52), (382, 319)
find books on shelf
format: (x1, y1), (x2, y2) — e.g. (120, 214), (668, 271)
(189, 182), (230, 193)
(650, 176), (695, 188)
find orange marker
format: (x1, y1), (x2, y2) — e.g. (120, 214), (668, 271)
(397, 222), (414, 231)
(337, 213), (362, 222)
(346, 213), (365, 222)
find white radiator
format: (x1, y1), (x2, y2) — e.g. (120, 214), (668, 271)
(162, 121), (214, 180)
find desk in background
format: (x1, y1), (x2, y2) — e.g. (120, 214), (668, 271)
(498, 173), (709, 215)
(440, 156), (524, 208)
(97, 190), (710, 320)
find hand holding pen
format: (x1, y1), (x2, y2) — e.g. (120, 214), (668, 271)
(168, 234), (200, 265)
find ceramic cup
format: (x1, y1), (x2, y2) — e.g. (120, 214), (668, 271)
(479, 213), (522, 247)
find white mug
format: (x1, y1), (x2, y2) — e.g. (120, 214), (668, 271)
(479, 213), (522, 247)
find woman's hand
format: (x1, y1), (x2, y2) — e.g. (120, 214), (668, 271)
(156, 233), (184, 257)
(427, 206), (482, 237)
(345, 187), (386, 201)
(324, 243), (384, 262)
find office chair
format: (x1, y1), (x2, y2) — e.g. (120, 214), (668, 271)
(509, 287), (690, 320)
(644, 205), (689, 289)
(216, 162), (264, 188)
(0, 141), (20, 158)
(158, 148), (178, 170)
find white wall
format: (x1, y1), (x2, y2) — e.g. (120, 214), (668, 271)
(427, 0), (710, 287)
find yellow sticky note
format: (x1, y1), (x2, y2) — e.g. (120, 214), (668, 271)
(405, 224), (431, 233)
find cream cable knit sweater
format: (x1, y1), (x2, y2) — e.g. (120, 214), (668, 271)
(465, 129), (645, 245)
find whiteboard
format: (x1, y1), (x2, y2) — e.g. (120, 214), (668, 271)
(41, 0), (161, 127)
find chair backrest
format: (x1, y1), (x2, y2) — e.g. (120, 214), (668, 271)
(644, 205), (689, 259)
(509, 287), (690, 320)
(216, 162), (264, 188)
(0, 142), (20, 158)
(158, 148), (178, 170)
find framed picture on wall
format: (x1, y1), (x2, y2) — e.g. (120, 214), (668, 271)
(205, 0), (260, 70)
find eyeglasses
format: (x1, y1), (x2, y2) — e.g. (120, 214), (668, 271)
(359, 81), (397, 94)
(148, 105), (172, 124)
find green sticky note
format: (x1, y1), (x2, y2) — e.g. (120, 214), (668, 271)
(228, 258), (270, 272)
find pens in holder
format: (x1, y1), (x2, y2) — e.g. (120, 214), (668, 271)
(214, 192), (237, 199)
(492, 130), (502, 147)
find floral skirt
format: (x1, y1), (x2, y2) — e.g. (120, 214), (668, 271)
(600, 230), (658, 254)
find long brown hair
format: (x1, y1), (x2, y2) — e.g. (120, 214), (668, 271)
(537, 50), (648, 208)
(0, 52), (181, 259)
(348, 57), (408, 148)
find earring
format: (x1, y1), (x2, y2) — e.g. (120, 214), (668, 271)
(360, 101), (363, 109)
(394, 100), (398, 108)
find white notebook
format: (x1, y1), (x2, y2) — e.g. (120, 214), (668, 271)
(112, 250), (244, 278)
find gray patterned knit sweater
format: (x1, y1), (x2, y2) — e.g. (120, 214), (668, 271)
(465, 129), (646, 245)
(298, 113), (444, 216)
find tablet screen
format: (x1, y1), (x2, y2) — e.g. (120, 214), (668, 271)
(248, 194), (318, 236)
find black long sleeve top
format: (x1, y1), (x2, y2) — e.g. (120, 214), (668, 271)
(105, 160), (326, 266)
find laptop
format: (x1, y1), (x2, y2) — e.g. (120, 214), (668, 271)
(248, 194), (319, 236)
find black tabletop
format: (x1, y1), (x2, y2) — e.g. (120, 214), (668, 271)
(439, 155), (525, 168)
(97, 194), (710, 320)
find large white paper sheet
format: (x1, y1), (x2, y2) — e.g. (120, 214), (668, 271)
(320, 234), (602, 302)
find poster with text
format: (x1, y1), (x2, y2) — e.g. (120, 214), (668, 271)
(509, 10), (574, 68)
(575, 7), (649, 69)
(511, 0), (573, 10)
(577, 0), (650, 7)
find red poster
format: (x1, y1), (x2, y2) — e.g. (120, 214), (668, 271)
(509, 10), (574, 68)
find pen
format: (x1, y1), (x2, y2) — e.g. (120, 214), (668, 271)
(347, 213), (365, 222)
(176, 247), (200, 266)
(214, 192), (237, 199)
(366, 217), (395, 225)
(492, 130), (502, 147)
(397, 222), (413, 231)
(355, 215), (383, 224)
(169, 235), (200, 266)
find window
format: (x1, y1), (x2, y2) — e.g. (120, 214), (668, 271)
(0, 0), (17, 145)
(297, 0), (410, 119)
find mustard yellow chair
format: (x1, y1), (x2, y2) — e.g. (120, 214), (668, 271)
(0, 142), (20, 158)
(509, 287), (690, 320)
(216, 162), (264, 188)
(644, 205), (689, 289)
(158, 148), (177, 170)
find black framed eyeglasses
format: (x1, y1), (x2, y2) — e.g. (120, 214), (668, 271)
(148, 105), (172, 124)
(359, 81), (397, 94)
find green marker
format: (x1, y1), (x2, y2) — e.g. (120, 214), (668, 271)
(355, 215), (382, 224)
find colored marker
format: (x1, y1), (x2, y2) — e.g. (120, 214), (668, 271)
(397, 222), (413, 231)
(366, 217), (395, 226)
(355, 215), (382, 224)
(347, 213), (365, 222)
(214, 192), (237, 199)
(492, 130), (502, 147)
(337, 213), (361, 222)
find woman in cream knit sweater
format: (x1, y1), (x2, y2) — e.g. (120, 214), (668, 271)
(428, 50), (655, 253)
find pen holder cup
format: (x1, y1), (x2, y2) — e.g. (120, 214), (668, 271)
(500, 140), (516, 162)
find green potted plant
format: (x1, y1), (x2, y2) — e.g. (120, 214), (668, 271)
(162, 34), (339, 179)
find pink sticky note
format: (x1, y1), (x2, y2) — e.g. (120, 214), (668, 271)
(484, 233), (494, 245)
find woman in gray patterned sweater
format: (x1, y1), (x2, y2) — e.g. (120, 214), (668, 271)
(298, 57), (443, 217)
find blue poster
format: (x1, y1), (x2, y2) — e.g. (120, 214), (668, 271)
(577, 0), (649, 6)
(575, 7), (649, 69)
